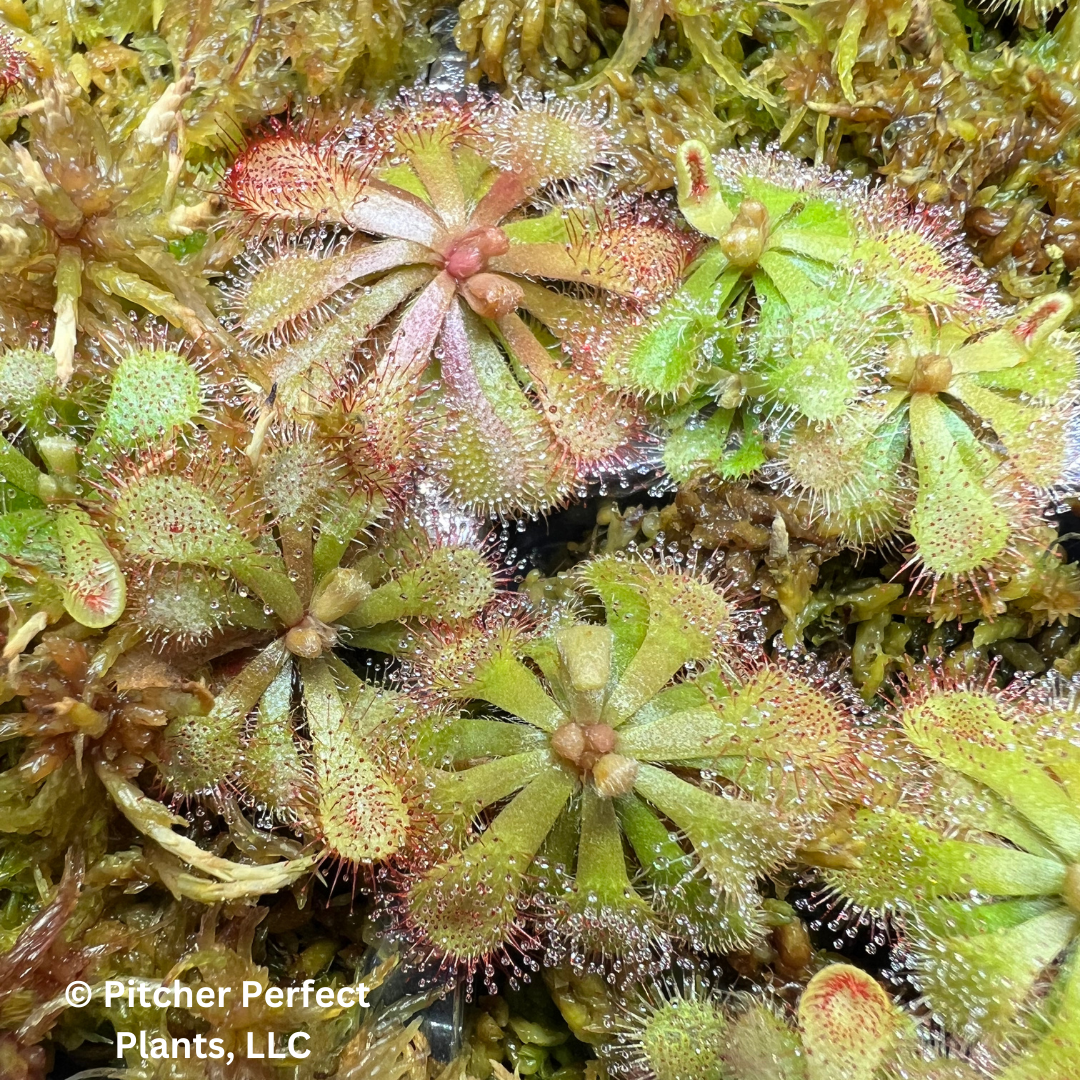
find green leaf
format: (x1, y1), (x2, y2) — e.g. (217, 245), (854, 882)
(1001, 942), (1080, 1080)
(469, 650), (567, 733)
(756, 326), (860, 424)
(1034, 716), (1080, 807)
(780, 402), (908, 545)
(951, 376), (1071, 488)
(952, 293), (1074, 384)
(663, 409), (735, 484)
(603, 298), (715, 397)
(415, 717), (547, 766)
(922, 897), (1059, 938)
(55, 508), (126, 628)
(312, 490), (384, 581)
(757, 249), (836, 311)
(932, 770), (1061, 860)
(914, 903), (1078, 1037)
(111, 473), (249, 566)
(405, 769), (575, 966)
(904, 691), (1080, 861)
(720, 412), (766, 479)
(908, 394), (1011, 577)
(595, 560), (731, 726)
(563, 787), (662, 948)
(501, 210), (571, 245)
(633, 764), (798, 898)
(741, 176), (809, 224)
(578, 554), (652, 679)
(166, 231), (208, 259)
(621, 666), (850, 803)
(725, 1002), (805, 1080)
(0, 348), (55, 417)
(300, 658), (411, 864)
(350, 545), (494, 625)
(775, 197), (859, 262)
(799, 964), (907, 1080)
(675, 140), (736, 239)
(617, 791), (765, 951)
(238, 663), (308, 819)
(430, 304), (565, 514)
(161, 640), (288, 797)
(826, 808), (1067, 912)
(0, 437), (45, 499)
(0, 510), (61, 575)
(429, 751), (549, 820)
(90, 347), (204, 454)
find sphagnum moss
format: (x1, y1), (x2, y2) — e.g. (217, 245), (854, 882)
(2, 2), (1080, 1076)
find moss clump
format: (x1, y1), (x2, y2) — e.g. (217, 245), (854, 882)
(2, 2), (1080, 1077)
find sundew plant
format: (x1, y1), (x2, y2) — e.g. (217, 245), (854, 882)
(1, 2), (1080, 1078)
(222, 89), (694, 516)
(393, 553), (855, 988)
(606, 141), (1080, 603)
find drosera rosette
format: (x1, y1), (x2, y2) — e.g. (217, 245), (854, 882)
(387, 549), (858, 993)
(220, 89), (696, 516)
(606, 140), (1080, 599)
(802, 291), (1080, 619)
(0, 68), (224, 382)
(95, 420), (499, 877)
(19, 382), (468, 902)
(602, 139), (986, 404)
(603, 960), (1004, 1080)
(0, 326), (222, 636)
(0, 333), (280, 905)
(879, 292), (1079, 595)
(813, 672), (1080, 1068)
(601, 140), (990, 511)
